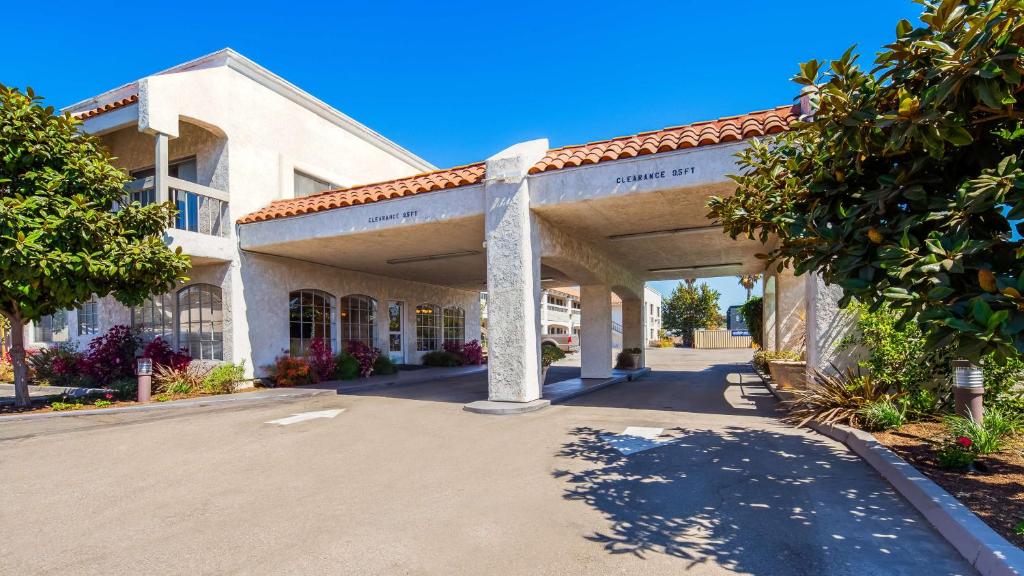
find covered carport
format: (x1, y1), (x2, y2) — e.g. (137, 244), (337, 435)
(237, 104), (802, 411)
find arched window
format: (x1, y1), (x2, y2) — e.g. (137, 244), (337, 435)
(416, 304), (441, 351)
(547, 325), (567, 335)
(340, 294), (377, 349)
(443, 306), (465, 348)
(289, 289), (335, 356)
(132, 293), (174, 344)
(178, 284), (224, 360)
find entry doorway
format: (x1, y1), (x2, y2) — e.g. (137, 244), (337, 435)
(388, 301), (404, 364)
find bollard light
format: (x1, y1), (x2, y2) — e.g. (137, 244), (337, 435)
(952, 359), (984, 423)
(136, 356), (153, 403)
(136, 357), (153, 376)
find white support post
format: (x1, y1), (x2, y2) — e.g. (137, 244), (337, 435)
(621, 299), (644, 368)
(154, 132), (170, 205)
(581, 284), (613, 379)
(483, 139), (549, 403)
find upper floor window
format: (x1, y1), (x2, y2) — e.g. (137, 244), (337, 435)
(33, 311), (69, 343)
(77, 299), (99, 336)
(128, 157), (199, 206)
(294, 170), (338, 198)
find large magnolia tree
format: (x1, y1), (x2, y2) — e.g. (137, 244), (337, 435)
(0, 86), (191, 407)
(708, 0), (1024, 362)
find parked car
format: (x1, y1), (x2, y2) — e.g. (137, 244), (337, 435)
(541, 333), (578, 353)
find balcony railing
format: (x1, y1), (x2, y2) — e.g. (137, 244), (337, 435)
(124, 176), (229, 237)
(546, 304), (569, 314)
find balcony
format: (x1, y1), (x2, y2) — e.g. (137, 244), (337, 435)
(125, 176), (229, 237)
(124, 176), (233, 263)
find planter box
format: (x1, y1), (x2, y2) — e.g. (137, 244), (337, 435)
(768, 360), (807, 390)
(616, 353), (642, 370)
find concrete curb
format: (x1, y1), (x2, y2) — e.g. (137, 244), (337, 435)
(463, 367), (651, 415)
(0, 388), (334, 423)
(809, 421), (1024, 576)
(335, 365), (487, 394)
(463, 399), (551, 415)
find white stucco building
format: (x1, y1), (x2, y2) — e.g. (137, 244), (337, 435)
(26, 49), (847, 410)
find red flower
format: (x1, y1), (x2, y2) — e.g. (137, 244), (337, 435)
(957, 436), (973, 448)
(104, 393), (114, 400)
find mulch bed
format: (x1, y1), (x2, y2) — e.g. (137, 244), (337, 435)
(874, 421), (1024, 547)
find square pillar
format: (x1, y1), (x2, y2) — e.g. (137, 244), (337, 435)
(154, 132), (170, 205)
(581, 284), (613, 379)
(775, 267), (805, 353)
(483, 139), (548, 403)
(621, 298), (644, 368)
(805, 273), (858, 375)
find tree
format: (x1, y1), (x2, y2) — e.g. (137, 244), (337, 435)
(740, 296), (764, 348)
(737, 274), (760, 301)
(0, 86), (191, 407)
(708, 0), (1024, 363)
(662, 281), (724, 347)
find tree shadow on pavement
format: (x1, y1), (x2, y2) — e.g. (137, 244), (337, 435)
(552, 426), (971, 576)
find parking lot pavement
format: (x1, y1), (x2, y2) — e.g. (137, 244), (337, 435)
(0, 348), (974, 575)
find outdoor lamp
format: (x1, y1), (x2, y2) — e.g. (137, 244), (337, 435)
(136, 356), (153, 403)
(952, 360), (984, 423)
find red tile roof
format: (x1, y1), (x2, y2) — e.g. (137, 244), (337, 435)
(238, 104), (799, 225)
(238, 163), (486, 224)
(70, 94), (139, 120)
(530, 105), (798, 174)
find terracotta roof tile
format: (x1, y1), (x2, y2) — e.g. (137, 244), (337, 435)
(238, 104), (799, 224)
(529, 104), (799, 174)
(238, 162), (486, 224)
(70, 94), (139, 120)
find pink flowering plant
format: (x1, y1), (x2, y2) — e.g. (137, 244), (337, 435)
(346, 341), (380, 378)
(142, 337), (192, 372)
(461, 340), (485, 365)
(307, 337), (335, 382)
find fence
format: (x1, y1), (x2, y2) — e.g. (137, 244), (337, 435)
(693, 329), (752, 349)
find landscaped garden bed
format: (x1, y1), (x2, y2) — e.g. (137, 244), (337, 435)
(874, 420), (1024, 547)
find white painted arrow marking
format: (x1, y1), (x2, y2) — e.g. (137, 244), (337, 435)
(602, 426), (679, 455)
(265, 409), (345, 426)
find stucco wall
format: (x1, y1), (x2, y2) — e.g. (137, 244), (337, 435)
(238, 252), (481, 375)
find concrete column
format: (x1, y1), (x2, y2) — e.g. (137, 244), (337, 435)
(805, 273), (858, 375)
(775, 267), (806, 353)
(762, 274), (777, 351)
(621, 298), (644, 368)
(154, 132), (170, 205)
(483, 139), (549, 403)
(581, 284), (613, 379)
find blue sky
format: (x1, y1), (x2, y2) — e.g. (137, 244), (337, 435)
(1, 0), (923, 309)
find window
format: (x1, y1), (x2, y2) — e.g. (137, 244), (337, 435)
(33, 310), (69, 343)
(290, 290), (335, 356)
(128, 157), (199, 206)
(77, 299), (99, 336)
(547, 325), (567, 335)
(294, 170), (338, 198)
(415, 304), (441, 351)
(340, 294), (377, 349)
(132, 293), (174, 344)
(443, 306), (465, 348)
(178, 284), (224, 360)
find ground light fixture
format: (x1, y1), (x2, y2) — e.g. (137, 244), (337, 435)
(135, 356), (153, 403)
(952, 359), (984, 423)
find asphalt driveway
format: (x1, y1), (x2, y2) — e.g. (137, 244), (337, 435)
(0, 348), (974, 575)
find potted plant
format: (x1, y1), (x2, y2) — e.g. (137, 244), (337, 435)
(541, 345), (566, 384)
(616, 347), (643, 370)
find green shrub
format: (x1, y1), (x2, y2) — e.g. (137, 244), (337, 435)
(373, 355), (398, 376)
(981, 353), (1024, 412)
(202, 363), (245, 395)
(937, 443), (976, 470)
(783, 369), (892, 428)
(28, 344), (92, 388)
(108, 377), (137, 400)
(333, 352), (360, 380)
(422, 350), (463, 367)
(740, 296), (763, 348)
(154, 364), (204, 395)
(752, 349), (800, 373)
(943, 408), (1020, 455)
(858, 399), (906, 431)
(542, 345), (566, 367)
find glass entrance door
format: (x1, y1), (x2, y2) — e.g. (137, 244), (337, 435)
(388, 301), (404, 364)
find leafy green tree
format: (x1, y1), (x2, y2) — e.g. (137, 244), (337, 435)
(0, 86), (191, 407)
(708, 0), (1024, 363)
(662, 281), (723, 347)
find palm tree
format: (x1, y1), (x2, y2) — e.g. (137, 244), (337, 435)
(737, 274), (760, 301)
